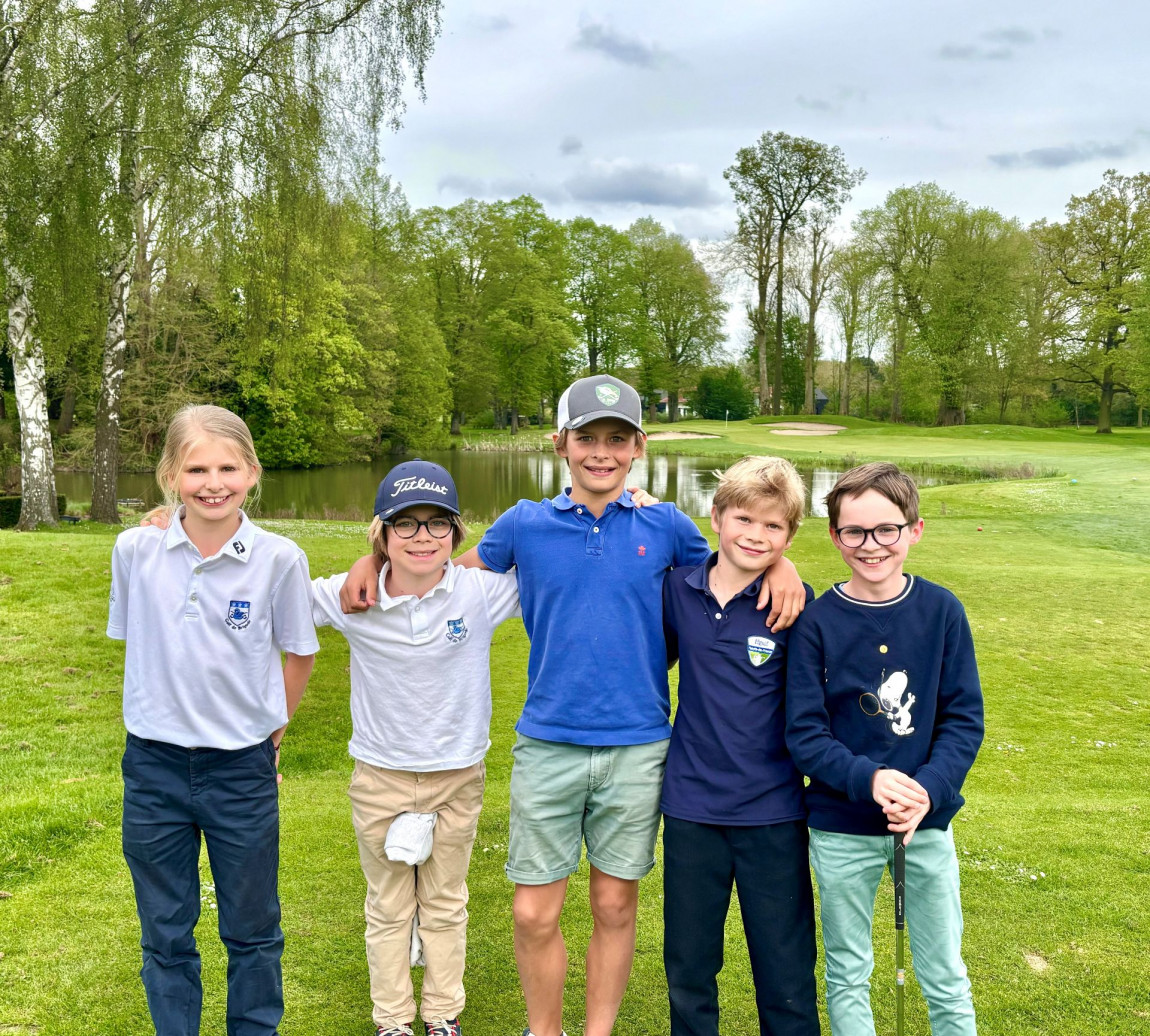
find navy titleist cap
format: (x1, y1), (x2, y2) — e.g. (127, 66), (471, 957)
(556, 374), (643, 432)
(373, 459), (460, 520)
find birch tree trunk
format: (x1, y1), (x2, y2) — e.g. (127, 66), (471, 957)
(90, 257), (131, 523)
(4, 263), (58, 528)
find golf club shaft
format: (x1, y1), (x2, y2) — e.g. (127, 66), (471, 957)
(894, 831), (906, 1036)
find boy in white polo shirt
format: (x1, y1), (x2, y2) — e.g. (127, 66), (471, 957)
(310, 460), (520, 1036)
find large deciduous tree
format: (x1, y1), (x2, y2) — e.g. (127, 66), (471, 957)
(1038, 170), (1149, 433)
(828, 244), (878, 417)
(565, 217), (636, 375)
(725, 132), (863, 414)
(628, 218), (725, 422)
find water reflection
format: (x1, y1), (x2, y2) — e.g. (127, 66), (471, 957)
(55, 452), (842, 521)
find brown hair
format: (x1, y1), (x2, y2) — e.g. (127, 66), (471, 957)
(553, 424), (647, 459)
(824, 462), (919, 527)
(711, 455), (805, 534)
(154, 404), (262, 512)
(367, 511), (468, 565)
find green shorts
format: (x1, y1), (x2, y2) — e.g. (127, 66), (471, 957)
(505, 733), (670, 884)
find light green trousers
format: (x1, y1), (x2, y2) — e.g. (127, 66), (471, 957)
(809, 826), (977, 1036)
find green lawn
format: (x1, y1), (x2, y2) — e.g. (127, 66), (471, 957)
(1, 420), (1148, 1034)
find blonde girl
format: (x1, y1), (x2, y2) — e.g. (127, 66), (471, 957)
(107, 404), (318, 1036)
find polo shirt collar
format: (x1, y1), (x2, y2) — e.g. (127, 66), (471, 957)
(375, 560), (454, 610)
(551, 488), (636, 511)
(163, 508), (256, 563)
(685, 551), (765, 598)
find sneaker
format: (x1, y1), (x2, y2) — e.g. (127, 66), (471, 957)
(376, 1026), (415, 1036)
(424, 1022), (461, 1036)
(521, 1030), (568, 1036)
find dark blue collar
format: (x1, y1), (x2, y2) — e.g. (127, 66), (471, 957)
(685, 551), (765, 598)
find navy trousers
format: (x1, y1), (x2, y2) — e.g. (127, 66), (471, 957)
(663, 816), (820, 1036)
(121, 733), (283, 1036)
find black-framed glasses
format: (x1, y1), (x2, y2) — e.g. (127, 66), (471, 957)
(833, 522), (909, 548)
(384, 516), (455, 539)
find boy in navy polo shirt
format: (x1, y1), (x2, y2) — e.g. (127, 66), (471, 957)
(786, 462), (983, 1036)
(661, 455), (819, 1036)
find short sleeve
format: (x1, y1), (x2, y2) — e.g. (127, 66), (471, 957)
(670, 506), (710, 568)
(270, 552), (320, 655)
(477, 568), (521, 625)
(106, 534), (132, 640)
(477, 506), (518, 573)
(310, 573), (351, 632)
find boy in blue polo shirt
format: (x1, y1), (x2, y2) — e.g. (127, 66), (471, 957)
(661, 455), (819, 1036)
(341, 374), (806, 1036)
(786, 462), (983, 1036)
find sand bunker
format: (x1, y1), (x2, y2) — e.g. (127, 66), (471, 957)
(769, 422), (846, 436)
(646, 431), (722, 440)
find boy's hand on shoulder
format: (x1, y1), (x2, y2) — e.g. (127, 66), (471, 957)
(139, 507), (173, 530)
(627, 485), (661, 507)
(338, 554), (383, 613)
(758, 555), (806, 631)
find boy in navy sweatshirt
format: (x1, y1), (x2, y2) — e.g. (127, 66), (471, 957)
(661, 456), (819, 1036)
(786, 462), (984, 1036)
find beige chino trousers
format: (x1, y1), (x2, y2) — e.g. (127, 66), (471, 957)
(348, 759), (485, 1028)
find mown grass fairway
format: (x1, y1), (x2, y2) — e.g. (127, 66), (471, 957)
(1, 420), (1148, 1035)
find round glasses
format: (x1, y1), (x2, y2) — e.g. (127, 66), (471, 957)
(384, 516), (455, 539)
(833, 522), (909, 548)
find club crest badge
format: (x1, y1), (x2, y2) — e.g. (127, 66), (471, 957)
(445, 617), (468, 644)
(747, 636), (776, 667)
(225, 600), (251, 630)
(595, 384), (621, 407)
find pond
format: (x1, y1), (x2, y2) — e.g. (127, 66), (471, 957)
(55, 450), (846, 521)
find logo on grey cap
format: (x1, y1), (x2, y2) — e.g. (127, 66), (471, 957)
(595, 384), (621, 407)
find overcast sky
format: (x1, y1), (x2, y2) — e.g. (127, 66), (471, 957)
(378, 0), (1148, 347)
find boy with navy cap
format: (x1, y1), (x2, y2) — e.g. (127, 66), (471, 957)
(340, 376), (807, 1036)
(311, 459), (521, 1036)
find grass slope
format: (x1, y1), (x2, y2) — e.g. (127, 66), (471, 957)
(1, 422), (1148, 1035)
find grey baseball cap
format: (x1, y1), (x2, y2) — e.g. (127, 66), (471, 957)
(556, 374), (643, 432)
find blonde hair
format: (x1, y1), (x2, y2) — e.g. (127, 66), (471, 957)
(553, 425), (647, 459)
(154, 405), (262, 512)
(824, 461), (919, 527)
(711, 455), (805, 534)
(367, 511), (468, 565)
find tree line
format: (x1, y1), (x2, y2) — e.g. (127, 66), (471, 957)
(3, 6), (1149, 529)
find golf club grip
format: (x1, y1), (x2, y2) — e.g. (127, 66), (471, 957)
(894, 832), (906, 930)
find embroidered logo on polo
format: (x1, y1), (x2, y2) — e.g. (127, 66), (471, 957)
(747, 636), (776, 667)
(445, 616), (468, 643)
(232, 540), (245, 555)
(637, 544), (647, 556)
(595, 384), (621, 406)
(225, 600), (251, 630)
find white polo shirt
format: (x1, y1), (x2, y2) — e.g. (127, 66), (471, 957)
(108, 510), (320, 749)
(311, 562), (520, 772)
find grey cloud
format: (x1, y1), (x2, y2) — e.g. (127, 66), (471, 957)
(939, 42), (1017, 61)
(436, 174), (566, 203)
(989, 139), (1141, 170)
(469, 14), (512, 32)
(564, 161), (718, 207)
(796, 95), (834, 112)
(981, 27), (1037, 45)
(573, 21), (662, 68)
(559, 135), (583, 156)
